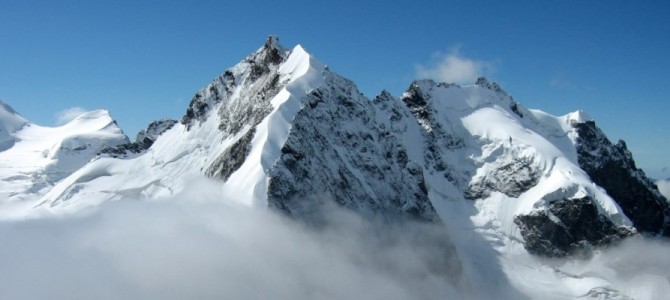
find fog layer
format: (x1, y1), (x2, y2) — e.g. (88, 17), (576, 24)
(0, 179), (465, 300)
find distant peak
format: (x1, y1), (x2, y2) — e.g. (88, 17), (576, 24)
(248, 35), (289, 67)
(374, 90), (395, 103)
(475, 77), (508, 96)
(475, 77), (489, 86)
(379, 89), (393, 98)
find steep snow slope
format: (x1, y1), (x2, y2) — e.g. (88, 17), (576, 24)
(0, 105), (128, 217)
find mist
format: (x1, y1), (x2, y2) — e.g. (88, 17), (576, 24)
(555, 236), (670, 300)
(0, 178), (466, 300)
(3, 178), (670, 299)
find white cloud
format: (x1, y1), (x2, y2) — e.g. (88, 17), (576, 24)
(55, 107), (87, 125)
(656, 178), (670, 199)
(557, 236), (670, 299)
(0, 178), (470, 300)
(415, 46), (491, 84)
(2, 177), (670, 299)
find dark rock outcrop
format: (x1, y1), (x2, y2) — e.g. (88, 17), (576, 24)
(573, 120), (670, 235)
(206, 128), (255, 181)
(465, 154), (540, 199)
(100, 119), (176, 158)
(267, 77), (439, 222)
(515, 196), (634, 257)
(181, 35), (287, 130)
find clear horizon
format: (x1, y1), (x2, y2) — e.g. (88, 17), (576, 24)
(1, 0), (668, 178)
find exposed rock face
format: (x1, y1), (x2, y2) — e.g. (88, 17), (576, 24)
(100, 119), (177, 158)
(267, 75), (438, 222)
(515, 196), (634, 257)
(573, 120), (670, 235)
(199, 36), (289, 181)
(136, 119), (178, 149)
(400, 80), (469, 190)
(465, 149), (540, 199)
(206, 128), (255, 181)
(181, 36), (286, 133)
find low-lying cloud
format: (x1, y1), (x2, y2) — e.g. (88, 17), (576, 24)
(415, 46), (491, 84)
(0, 179), (465, 300)
(555, 236), (670, 300)
(3, 177), (670, 299)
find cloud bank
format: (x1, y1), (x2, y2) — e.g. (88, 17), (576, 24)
(555, 236), (670, 300)
(55, 107), (87, 125)
(0, 179), (466, 300)
(415, 46), (491, 84)
(2, 177), (670, 300)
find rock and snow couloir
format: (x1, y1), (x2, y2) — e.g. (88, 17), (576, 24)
(1, 37), (668, 261)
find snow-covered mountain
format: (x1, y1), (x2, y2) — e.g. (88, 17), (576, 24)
(1, 36), (668, 298)
(0, 102), (128, 217)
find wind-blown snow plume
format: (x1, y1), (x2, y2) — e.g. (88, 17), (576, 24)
(55, 107), (88, 125)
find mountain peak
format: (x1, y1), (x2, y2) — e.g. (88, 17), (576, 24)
(475, 76), (508, 96)
(264, 35), (282, 51)
(252, 35), (288, 66)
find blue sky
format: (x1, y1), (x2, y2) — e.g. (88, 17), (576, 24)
(1, 0), (669, 178)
